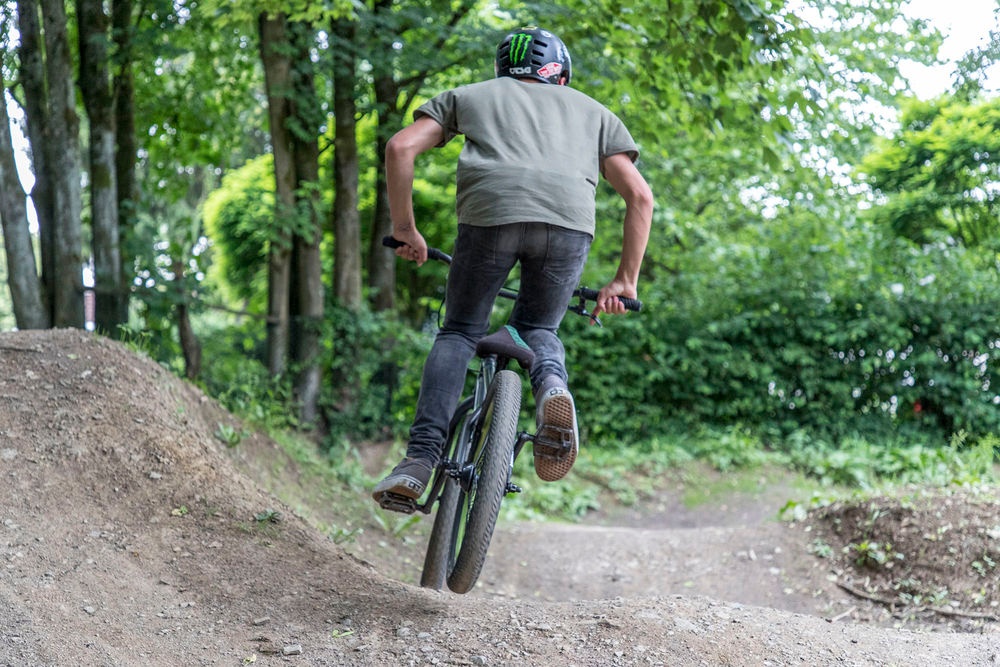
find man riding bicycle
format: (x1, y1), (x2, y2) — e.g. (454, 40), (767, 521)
(373, 27), (654, 507)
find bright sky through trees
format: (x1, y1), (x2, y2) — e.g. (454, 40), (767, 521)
(901, 0), (1000, 97)
(3, 1), (999, 183)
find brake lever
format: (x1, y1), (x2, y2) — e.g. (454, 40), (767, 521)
(569, 302), (603, 328)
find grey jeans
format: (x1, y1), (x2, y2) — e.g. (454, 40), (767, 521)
(406, 222), (592, 463)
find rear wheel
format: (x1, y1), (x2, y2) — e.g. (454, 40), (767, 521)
(447, 370), (520, 594)
(420, 477), (460, 589)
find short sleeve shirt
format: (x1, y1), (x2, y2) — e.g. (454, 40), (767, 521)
(414, 77), (638, 236)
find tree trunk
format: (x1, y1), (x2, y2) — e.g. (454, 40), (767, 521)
(258, 12), (295, 376)
(172, 260), (201, 379)
(16, 0), (55, 318)
(78, 0), (124, 334)
(41, 0), (84, 327)
(368, 74), (400, 312)
(331, 17), (362, 310)
(288, 21), (324, 426)
(112, 0), (136, 324)
(0, 70), (49, 329)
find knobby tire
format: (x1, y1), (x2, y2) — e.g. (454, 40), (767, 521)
(447, 370), (520, 594)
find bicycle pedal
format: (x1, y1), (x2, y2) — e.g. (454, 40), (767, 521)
(376, 491), (417, 514)
(533, 429), (573, 460)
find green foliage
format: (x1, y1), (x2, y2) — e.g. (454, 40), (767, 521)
(201, 155), (274, 307)
(124, 200), (211, 371)
(566, 194), (1000, 449)
(28, 0), (990, 498)
(859, 96), (1000, 249)
(196, 318), (301, 431)
(319, 301), (434, 444)
(784, 432), (998, 489)
(500, 429), (688, 521)
(133, 0), (267, 204)
(213, 422), (246, 447)
(850, 539), (903, 569)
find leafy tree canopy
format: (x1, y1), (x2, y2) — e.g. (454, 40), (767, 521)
(859, 96), (1000, 252)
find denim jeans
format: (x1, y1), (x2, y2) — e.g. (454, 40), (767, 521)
(406, 222), (592, 463)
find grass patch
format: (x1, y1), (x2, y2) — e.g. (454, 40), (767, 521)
(223, 406), (997, 565)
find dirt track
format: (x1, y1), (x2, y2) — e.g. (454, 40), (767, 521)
(1, 329), (997, 666)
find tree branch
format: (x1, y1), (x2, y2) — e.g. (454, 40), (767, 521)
(836, 580), (1000, 622)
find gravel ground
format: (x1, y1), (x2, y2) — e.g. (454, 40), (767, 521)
(1, 328), (998, 666)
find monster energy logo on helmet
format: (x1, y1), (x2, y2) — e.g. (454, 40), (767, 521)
(508, 33), (533, 64)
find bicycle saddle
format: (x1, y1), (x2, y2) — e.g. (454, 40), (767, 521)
(476, 325), (535, 371)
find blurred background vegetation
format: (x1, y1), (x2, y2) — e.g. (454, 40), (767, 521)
(1, 0), (999, 495)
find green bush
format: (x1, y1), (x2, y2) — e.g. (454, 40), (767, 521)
(563, 220), (1000, 449)
(319, 302), (433, 445)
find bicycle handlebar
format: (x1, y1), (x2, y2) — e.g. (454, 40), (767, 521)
(382, 235), (642, 313)
(572, 287), (642, 313)
(382, 235), (452, 264)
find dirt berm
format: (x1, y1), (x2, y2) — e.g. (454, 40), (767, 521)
(1, 329), (996, 665)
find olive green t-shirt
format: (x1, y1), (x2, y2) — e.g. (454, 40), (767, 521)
(414, 77), (639, 237)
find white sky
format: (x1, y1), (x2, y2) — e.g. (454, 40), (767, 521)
(901, 0), (1000, 97)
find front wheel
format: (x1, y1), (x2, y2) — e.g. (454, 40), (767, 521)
(421, 397), (473, 590)
(447, 369), (521, 594)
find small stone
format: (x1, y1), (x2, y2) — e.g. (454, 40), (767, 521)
(471, 656), (488, 666)
(282, 644), (303, 656)
(149, 471), (162, 480)
(83, 606), (96, 615)
(252, 617), (271, 626)
(673, 617), (699, 633)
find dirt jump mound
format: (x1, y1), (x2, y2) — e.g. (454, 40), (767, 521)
(0, 329), (995, 665)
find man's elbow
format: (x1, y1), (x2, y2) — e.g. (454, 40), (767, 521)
(385, 133), (410, 164)
(628, 182), (654, 219)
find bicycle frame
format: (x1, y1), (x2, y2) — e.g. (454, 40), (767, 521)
(410, 355), (499, 515)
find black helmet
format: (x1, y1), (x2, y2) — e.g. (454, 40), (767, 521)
(495, 27), (572, 85)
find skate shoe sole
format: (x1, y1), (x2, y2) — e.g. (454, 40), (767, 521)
(534, 392), (578, 482)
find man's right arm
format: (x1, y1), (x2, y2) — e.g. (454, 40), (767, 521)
(385, 116), (447, 265)
(595, 152), (654, 316)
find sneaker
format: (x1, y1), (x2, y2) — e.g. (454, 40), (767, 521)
(533, 381), (579, 482)
(372, 457), (434, 504)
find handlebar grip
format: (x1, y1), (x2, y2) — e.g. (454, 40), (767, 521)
(576, 287), (642, 312)
(382, 236), (452, 264)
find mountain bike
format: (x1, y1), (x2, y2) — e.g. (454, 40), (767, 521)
(377, 236), (641, 593)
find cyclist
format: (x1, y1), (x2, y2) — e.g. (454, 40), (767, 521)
(373, 27), (653, 507)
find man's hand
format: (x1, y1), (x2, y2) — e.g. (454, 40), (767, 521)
(391, 228), (428, 266)
(592, 278), (637, 321)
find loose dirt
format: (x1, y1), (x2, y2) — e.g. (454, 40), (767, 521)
(1, 329), (998, 666)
